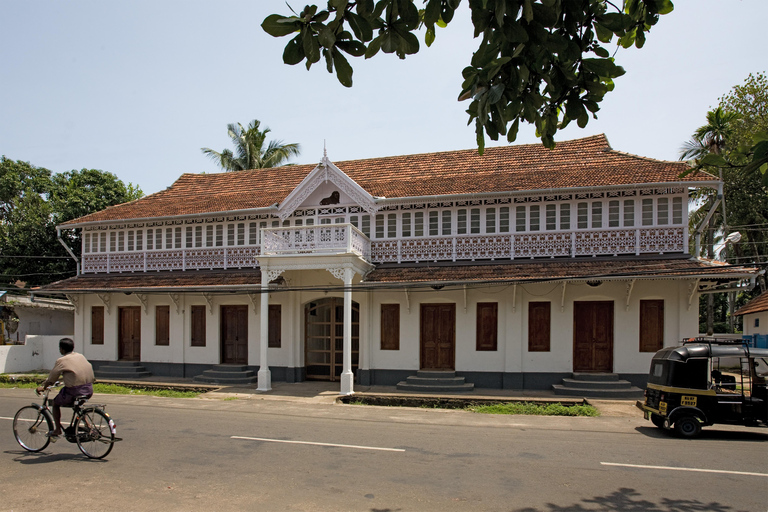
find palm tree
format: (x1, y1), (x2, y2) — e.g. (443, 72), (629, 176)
(680, 107), (739, 335)
(201, 119), (301, 171)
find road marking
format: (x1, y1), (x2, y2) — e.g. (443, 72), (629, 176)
(232, 436), (405, 452)
(601, 462), (768, 478)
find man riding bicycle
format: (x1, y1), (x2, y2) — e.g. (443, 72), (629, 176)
(36, 338), (94, 438)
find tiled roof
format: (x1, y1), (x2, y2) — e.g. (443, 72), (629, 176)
(61, 134), (715, 226)
(39, 258), (756, 293)
(41, 270), (263, 292)
(363, 257), (758, 285)
(734, 291), (768, 316)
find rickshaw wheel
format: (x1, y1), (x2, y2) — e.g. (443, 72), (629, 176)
(674, 415), (702, 438)
(650, 413), (665, 429)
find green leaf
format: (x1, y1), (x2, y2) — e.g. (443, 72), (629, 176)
(283, 35), (305, 65)
(336, 40), (366, 57)
(700, 153), (728, 167)
(425, 25), (436, 47)
(347, 12), (373, 41)
(582, 58), (625, 78)
(262, 14), (301, 37)
(332, 50), (354, 87)
(317, 24), (337, 49)
(364, 35), (382, 58)
(506, 118), (520, 143)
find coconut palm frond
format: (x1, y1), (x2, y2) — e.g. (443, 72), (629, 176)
(202, 119), (301, 171)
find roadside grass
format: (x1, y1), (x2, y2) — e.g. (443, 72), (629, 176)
(467, 402), (599, 417)
(347, 397), (599, 417)
(0, 375), (200, 398)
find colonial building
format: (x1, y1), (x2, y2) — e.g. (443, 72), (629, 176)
(42, 135), (758, 394)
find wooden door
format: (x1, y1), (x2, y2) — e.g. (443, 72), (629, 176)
(118, 306), (141, 361)
(420, 304), (456, 370)
(305, 298), (360, 381)
(221, 305), (248, 364)
(573, 301), (614, 372)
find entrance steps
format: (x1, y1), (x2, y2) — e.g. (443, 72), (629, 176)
(396, 371), (474, 393)
(552, 373), (644, 399)
(95, 361), (152, 380)
(193, 365), (257, 385)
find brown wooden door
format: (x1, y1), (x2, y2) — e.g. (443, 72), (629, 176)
(221, 305), (248, 364)
(118, 306), (141, 361)
(420, 303), (456, 370)
(573, 301), (614, 372)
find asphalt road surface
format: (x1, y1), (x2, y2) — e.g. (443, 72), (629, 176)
(1, 388), (766, 512)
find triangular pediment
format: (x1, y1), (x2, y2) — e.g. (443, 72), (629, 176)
(277, 156), (379, 220)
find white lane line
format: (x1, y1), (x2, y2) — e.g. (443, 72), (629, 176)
(232, 436), (405, 452)
(601, 462), (768, 478)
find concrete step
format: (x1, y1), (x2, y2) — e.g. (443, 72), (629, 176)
(95, 362), (152, 379)
(559, 378), (633, 390)
(571, 373), (620, 382)
(405, 375), (468, 387)
(194, 375), (258, 385)
(396, 371), (475, 393)
(193, 365), (257, 385)
(396, 382), (475, 393)
(416, 370), (458, 379)
(551, 384), (644, 399)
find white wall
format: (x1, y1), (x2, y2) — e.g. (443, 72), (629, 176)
(0, 335), (68, 373)
(68, 274), (700, 376)
(743, 311), (768, 336)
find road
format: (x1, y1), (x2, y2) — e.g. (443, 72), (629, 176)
(1, 388), (766, 512)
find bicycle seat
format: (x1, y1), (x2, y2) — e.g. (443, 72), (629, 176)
(73, 396), (90, 407)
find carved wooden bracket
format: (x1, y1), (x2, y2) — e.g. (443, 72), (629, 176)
(168, 293), (181, 315)
(97, 293), (111, 315)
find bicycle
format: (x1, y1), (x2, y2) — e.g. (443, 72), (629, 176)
(12, 382), (120, 459)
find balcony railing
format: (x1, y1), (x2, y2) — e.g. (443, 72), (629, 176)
(370, 227), (686, 263)
(80, 226), (685, 273)
(261, 224), (371, 260)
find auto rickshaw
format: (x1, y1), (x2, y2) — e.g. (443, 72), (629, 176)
(637, 337), (768, 438)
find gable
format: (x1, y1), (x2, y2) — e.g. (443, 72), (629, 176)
(277, 156), (379, 220)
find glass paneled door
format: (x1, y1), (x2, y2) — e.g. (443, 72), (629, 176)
(305, 298), (359, 381)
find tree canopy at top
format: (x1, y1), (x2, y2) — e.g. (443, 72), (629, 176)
(262, 0), (674, 152)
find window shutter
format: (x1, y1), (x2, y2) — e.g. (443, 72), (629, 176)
(476, 302), (498, 351)
(640, 300), (664, 352)
(380, 304), (400, 350)
(268, 304), (281, 348)
(91, 306), (104, 345)
(528, 302), (551, 352)
(190, 305), (206, 347)
(155, 306), (170, 346)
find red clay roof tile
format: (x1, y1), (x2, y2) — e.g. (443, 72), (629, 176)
(61, 135), (715, 226)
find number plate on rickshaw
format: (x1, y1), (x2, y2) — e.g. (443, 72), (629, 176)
(659, 402), (667, 414)
(681, 396), (698, 406)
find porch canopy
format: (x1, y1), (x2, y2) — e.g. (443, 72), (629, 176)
(40, 255), (757, 295)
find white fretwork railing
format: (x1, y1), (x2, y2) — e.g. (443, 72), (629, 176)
(81, 226), (685, 273)
(261, 224), (371, 260)
(370, 227), (686, 263)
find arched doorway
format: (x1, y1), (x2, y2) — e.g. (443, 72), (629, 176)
(305, 298), (359, 381)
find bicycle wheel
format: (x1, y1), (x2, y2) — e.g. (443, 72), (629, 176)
(75, 408), (115, 459)
(13, 406), (53, 452)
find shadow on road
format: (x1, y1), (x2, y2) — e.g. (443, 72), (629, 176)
(634, 425), (768, 441)
(511, 487), (740, 511)
(6, 450), (109, 464)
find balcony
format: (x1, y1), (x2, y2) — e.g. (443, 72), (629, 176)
(261, 224), (371, 260)
(80, 226), (685, 274)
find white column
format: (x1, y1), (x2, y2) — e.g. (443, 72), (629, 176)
(257, 276), (272, 391)
(340, 267), (355, 395)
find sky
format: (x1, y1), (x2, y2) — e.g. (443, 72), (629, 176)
(1, 1), (766, 196)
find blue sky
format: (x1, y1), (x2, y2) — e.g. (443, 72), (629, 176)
(1, 1), (766, 196)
